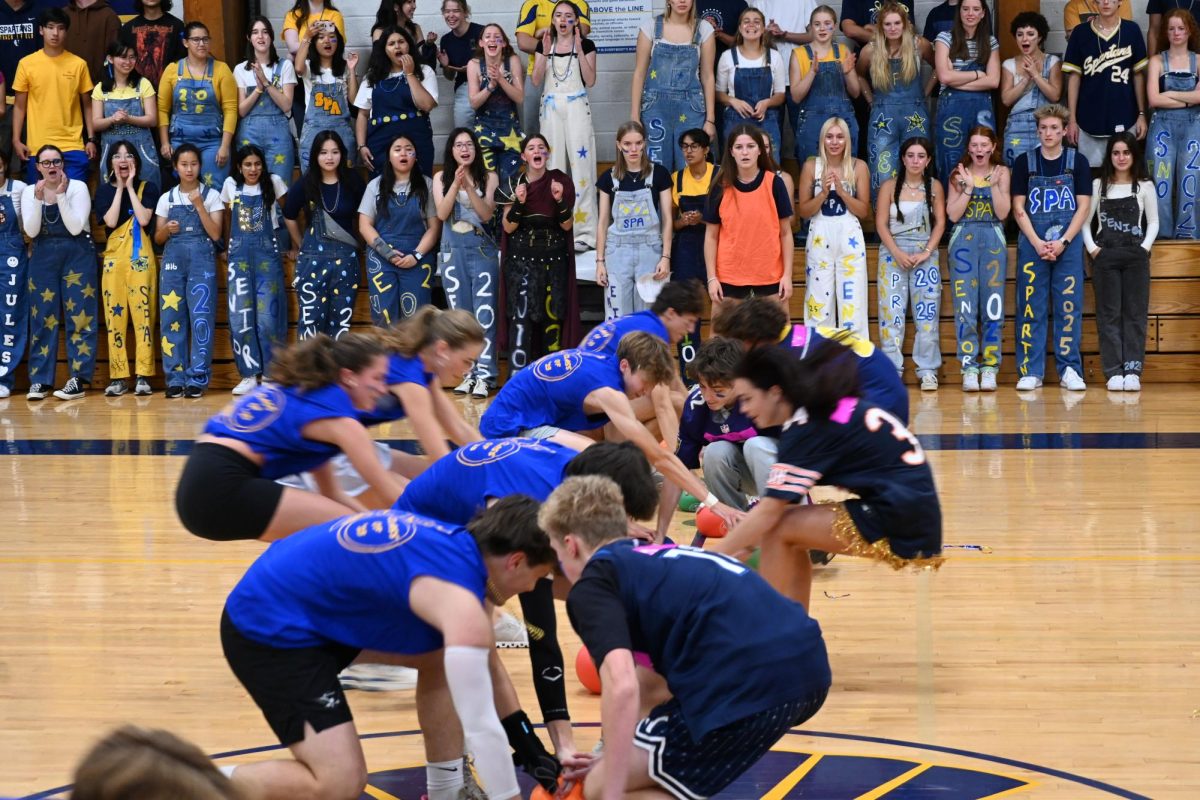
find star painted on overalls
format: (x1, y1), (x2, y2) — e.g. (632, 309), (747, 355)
(203, 173), (214, 187)
(474, 124), (484, 133)
(30, 305), (38, 317)
(574, 208), (588, 223)
(162, 290), (182, 310)
(160, 336), (175, 357)
(110, 304), (124, 318)
(1010, 137), (1021, 147)
(70, 309), (94, 331)
(875, 114), (892, 131)
(82, 284), (96, 298)
(806, 296), (824, 317)
(43, 314), (59, 329)
(64, 270), (83, 287)
(650, 70), (657, 79)
(577, 146), (588, 159)
(40, 287), (54, 303)
(812, 234), (825, 247)
(848, 236), (859, 248)
(70, 332), (81, 344)
(170, 321), (181, 332)
(27, 278), (35, 291)
(500, 128), (523, 152)
(678, 114), (687, 122)
(274, 153), (286, 165)
(76, 341), (92, 357)
(37, 345), (49, 357)
(906, 113), (924, 130)
(64, 298), (77, 312)
(970, 278), (978, 288)
(70, 359), (81, 372)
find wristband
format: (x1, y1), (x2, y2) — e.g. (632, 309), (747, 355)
(413, 249), (424, 260)
(502, 710), (561, 792)
(371, 236), (401, 260)
(703, 492), (720, 508)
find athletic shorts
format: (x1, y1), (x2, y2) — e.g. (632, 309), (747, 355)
(220, 609), (361, 746)
(519, 426), (563, 440)
(719, 283), (780, 300)
(275, 442), (395, 497)
(176, 443), (284, 541)
(634, 688), (828, 799)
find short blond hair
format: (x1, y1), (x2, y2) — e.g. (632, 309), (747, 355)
(617, 331), (675, 386)
(1034, 103), (1069, 125)
(538, 476), (628, 549)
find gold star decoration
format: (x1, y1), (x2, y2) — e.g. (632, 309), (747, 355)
(499, 127), (524, 153)
(170, 321), (181, 332)
(70, 309), (94, 332)
(162, 290), (183, 311)
(574, 209), (588, 224)
(38, 345), (49, 357)
(64, 270), (83, 287)
(71, 359), (81, 372)
(160, 336), (175, 357)
(81, 284), (96, 299)
(64, 298), (77, 312)
(806, 295), (824, 318)
(40, 287), (54, 303)
(44, 313), (59, 330)
(77, 342), (92, 357)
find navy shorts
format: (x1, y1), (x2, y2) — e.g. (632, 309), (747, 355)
(634, 688), (828, 799)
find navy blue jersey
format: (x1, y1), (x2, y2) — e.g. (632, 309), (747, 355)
(480, 350), (624, 438)
(777, 324), (909, 423)
(203, 384), (358, 479)
(225, 510), (486, 652)
(1062, 20), (1148, 135)
(394, 438), (579, 524)
(359, 353), (436, 427)
(579, 310), (669, 358)
(765, 399), (941, 559)
(676, 386), (758, 469)
(567, 539), (830, 738)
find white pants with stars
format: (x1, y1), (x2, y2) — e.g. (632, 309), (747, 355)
(541, 90), (597, 249)
(878, 243), (942, 378)
(804, 212), (869, 338)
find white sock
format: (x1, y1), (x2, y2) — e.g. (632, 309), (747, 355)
(218, 765), (238, 778)
(426, 759), (465, 800)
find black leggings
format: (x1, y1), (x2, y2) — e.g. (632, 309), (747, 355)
(518, 578), (569, 723)
(176, 443), (284, 541)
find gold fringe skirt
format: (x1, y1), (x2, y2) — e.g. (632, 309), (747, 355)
(827, 502), (946, 572)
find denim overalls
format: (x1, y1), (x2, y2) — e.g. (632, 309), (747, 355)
(722, 47), (781, 157)
(159, 189), (217, 389)
(949, 178), (1006, 373)
(604, 170), (661, 320)
(299, 69), (355, 172)
(936, 46), (996, 189)
(1148, 50), (1200, 238)
(476, 57), (524, 188)
(365, 72), (435, 177)
(169, 59), (229, 189)
(1002, 55), (1056, 168)
(366, 181), (432, 325)
(227, 186), (285, 378)
(868, 56), (930, 192)
(295, 199), (359, 341)
(27, 190), (96, 387)
(795, 45), (857, 167)
(440, 187), (500, 386)
(878, 196), (941, 378)
(101, 183), (157, 380)
(642, 15), (705, 173)
(237, 61), (296, 189)
(100, 84), (161, 191)
(1016, 148), (1085, 380)
(0, 184), (28, 392)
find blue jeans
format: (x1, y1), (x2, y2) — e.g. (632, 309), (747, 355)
(936, 89), (994, 189)
(949, 222), (1006, 371)
(643, 89), (705, 173)
(170, 119), (229, 190)
(366, 250), (433, 326)
(604, 232), (660, 320)
(296, 238), (359, 340)
(0, 235), (28, 391)
(28, 236), (96, 384)
(1002, 109), (1038, 169)
(869, 101), (930, 192)
(237, 113), (296, 188)
(454, 82), (475, 130)
(160, 236), (217, 387)
(1148, 107), (1200, 238)
(440, 227), (499, 383)
(227, 228), (285, 378)
(1015, 236), (1084, 379)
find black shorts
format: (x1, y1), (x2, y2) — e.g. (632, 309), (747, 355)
(720, 282), (780, 300)
(220, 609), (361, 746)
(634, 688), (828, 799)
(176, 443), (284, 541)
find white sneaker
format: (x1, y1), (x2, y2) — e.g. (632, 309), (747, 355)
(0, 384), (9, 398)
(493, 611), (529, 648)
(961, 371), (980, 392)
(1106, 375), (1125, 391)
(1015, 376), (1042, 391)
(980, 370), (997, 392)
(454, 376), (475, 395)
(338, 663), (418, 692)
(232, 376), (258, 396)
(471, 379), (490, 399)
(920, 374), (938, 391)
(1124, 374), (1141, 392)
(1060, 367), (1086, 391)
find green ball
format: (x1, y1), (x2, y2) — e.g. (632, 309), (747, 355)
(678, 491), (702, 512)
(746, 548), (760, 571)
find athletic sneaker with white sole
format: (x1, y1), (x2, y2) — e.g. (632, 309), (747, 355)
(493, 611), (529, 648)
(1124, 374), (1141, 392)
(919, 374), (938, 391)
(338, 663), (418, 692)
(1015, 376), (1042, 391)
(135, 377), (152, 395)
(961, 371), (979, 392)
(26, 383), (51, 400)
(980, 369), (997, 392)
(0, 384), (9, 398)
(1060, 367), (1086, 391)
(232, 376), (258, 395)
(1106, 375), (1124, 391)
(53, 377), (85, 400)
(454, 376), (475, 394)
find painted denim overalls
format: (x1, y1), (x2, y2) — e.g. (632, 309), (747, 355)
(237, 61), (296, 189)
(440, 186), (500, 386)
(1002, 55), (1056, 168)
(1016, 149), (1084, 380)
(27, 190), (96, 387)
(169, 59), (229, 189)
(936, 43), (996, 189)
(159, 189), (217, 389)
(540, 37), (596, 248)
(366, 180), (432, 325)
(365, 72), (435, 177)
(641, 15), (705, 173)
(722, 47), (781, 157)
(878, 195), (941, 378)
(100, 84), (161, 191)
(101, 183), (157, 380)
(299, 69), (355, 172)
(795, 44), (857, 167)
(1148, 50), (1200, 238)
(476, 58), (524, 188)
(949, 176), (1006, 373)
(227, 186), (285, 378)
(604, 170), (661, 320)
(0, 183), (28, 393)
(296, 199), (359, 341)
(805, 159), (868, 337)
(868, 56), (930, 191)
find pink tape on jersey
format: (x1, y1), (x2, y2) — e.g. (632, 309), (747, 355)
(790, 324), (810, 349)
(830, 396), (858, 424)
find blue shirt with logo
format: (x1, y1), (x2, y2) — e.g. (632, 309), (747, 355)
(579, 310), (669, 358)
(676, 387), (758, 469)
(480, 350), (624, 437)
(358, 352), (436, 427)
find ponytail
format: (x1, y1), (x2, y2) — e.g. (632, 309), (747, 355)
(378, 306), (484, 357)
(267, 332), (386, 389)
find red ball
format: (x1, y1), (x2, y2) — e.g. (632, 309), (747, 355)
(574, 646), (601, 695)
(531, 778), (585, 800)
(696, 506), (728, 538)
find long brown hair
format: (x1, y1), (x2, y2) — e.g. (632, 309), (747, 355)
(708, 124), (772, 205)
(268, 332), (386, 390)
(1162, 8), (1200, 51)
(378, 306), (484, 357)
(949, 0), (992, 63)
(954, 125), (1004, 171)
(71, 725), (243, 800)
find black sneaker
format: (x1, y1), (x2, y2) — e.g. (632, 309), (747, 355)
(165, 385), (184, 399)
(26, 383), (51, 400)
(810, 549), (835, 566)
(184, 385), (204, 398)
(134, 377), (152, 396)
(104, 379), (128, 397)
(53, 377), (85, 400)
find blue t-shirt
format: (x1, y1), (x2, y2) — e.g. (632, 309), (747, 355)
(394, 438), (579, 524)
(439, 21), (485, 88)
(676, 387), (757, 469)
(225, 509), (487, 652)
(579, 310), (669, 358)
(566, 539), (831, 737)
(480, 350), (624, 437)
(203, 383), (359, 479)
(778, 324), (909, 424)
(359, 352), (435, 426)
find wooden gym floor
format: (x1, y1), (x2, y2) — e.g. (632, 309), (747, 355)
(1, 385), (1198, 799)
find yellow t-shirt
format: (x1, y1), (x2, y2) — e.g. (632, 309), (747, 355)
(13, 49), (94, 152)
(516, 0), (592, 75)
(91, 77), (156, 103)
(282, 8), (346, 41)
(792, 43), (851, 79)
(671, 162), (715, 206)
(1063, 0), (1132, 33)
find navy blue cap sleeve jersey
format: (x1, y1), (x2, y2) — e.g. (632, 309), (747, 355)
(224, 510), (487, 653)
(766, 400), (942, 559)
(479, 350), (624, 438)
(778, 324), (909, 423)
(203, 384), (359, 479)
(676, 386), (759, 470)
(358, 353), (436, 426)
(1063, 21), (1147, 136)
(566, 540), (830, 738)
(579, 310), (669, 358)
(393, 437), (579, 525)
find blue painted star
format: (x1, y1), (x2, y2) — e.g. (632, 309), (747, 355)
(848, 236), (859, 248)
(577, 146), (588, 160)
(111, 303), (124, 318)
(874, 114), (893, 132)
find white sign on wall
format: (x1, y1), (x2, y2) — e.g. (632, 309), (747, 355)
(588, 0), (651, 54)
